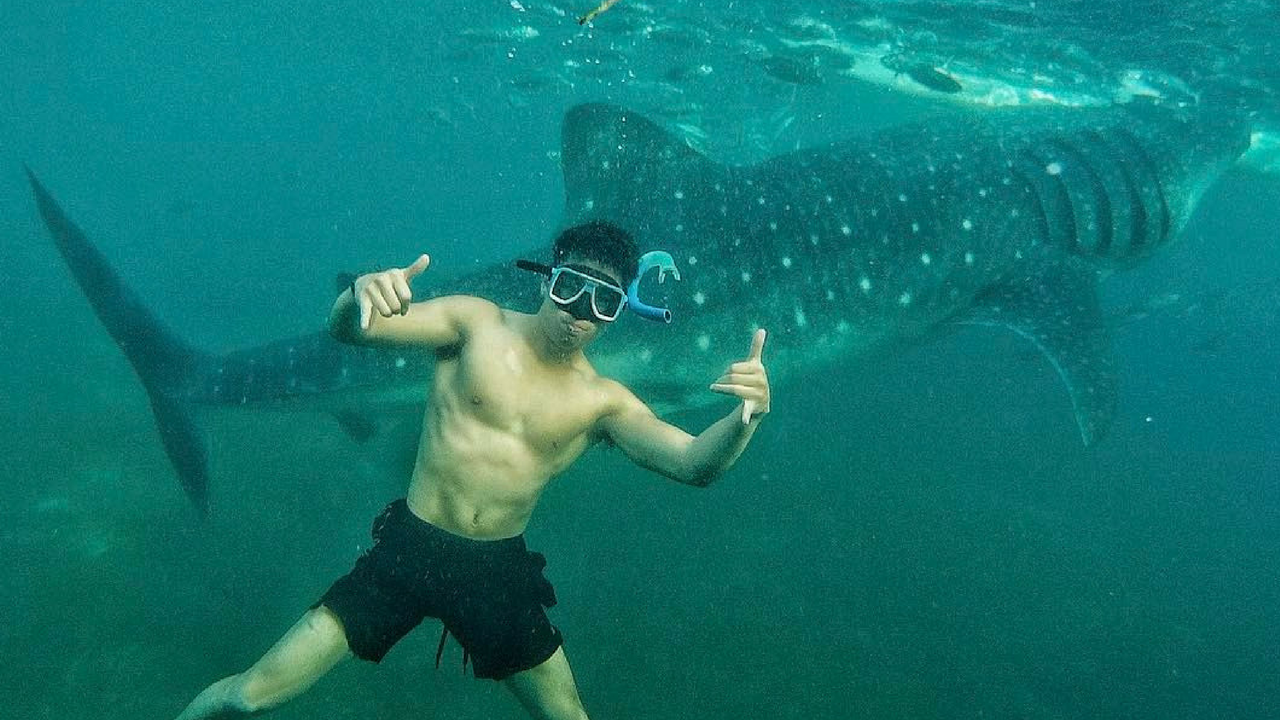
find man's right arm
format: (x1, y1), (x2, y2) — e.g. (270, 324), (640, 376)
(327, 253), (498, 348)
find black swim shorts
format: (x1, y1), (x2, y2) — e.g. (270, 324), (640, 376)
(316, 499), (562, 680)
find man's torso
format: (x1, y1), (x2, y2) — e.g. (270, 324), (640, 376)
(406, 309), (615, 538)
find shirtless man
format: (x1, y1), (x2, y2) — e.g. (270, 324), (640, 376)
(174, 221), (771, 720)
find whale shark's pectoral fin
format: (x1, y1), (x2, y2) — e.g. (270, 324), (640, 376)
(958, 256), (1118, 446)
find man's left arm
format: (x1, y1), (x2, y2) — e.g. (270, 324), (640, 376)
(599, 329), (771, 487)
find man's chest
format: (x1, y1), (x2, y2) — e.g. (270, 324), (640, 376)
(448, 339), (603, 451)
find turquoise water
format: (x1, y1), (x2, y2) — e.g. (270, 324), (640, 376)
(2, 1), (1278, 718)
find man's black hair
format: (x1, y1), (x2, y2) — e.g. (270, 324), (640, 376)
(552, 220), (639, 287)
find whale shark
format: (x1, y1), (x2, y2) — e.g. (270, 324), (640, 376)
(26, 101), (1250, 515)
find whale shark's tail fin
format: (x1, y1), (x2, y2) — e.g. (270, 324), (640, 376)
(25, 168), (213, 515)
(559, 103), (728, 243)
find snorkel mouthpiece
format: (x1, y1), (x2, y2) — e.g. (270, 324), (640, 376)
(627, 251), (681, 323)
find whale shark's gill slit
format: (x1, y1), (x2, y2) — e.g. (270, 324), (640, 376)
(1079, 129), (1148, 262)
(1012, 150), (1075, 251)
(1111, 127), (1172, 247)
(1047, 138), (1114, 257)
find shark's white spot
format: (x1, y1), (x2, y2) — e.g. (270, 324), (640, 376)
(859, 276), (872, 293)
(825, 194), (834, 204)
(809, 233), (819, 245)
(964, 252), (975, 265)
(696, 334), (711, 351)
(769, 221), (778, 231)
(898, 193), (908, 202)
(836, 320), (851, 333)
(1045, 161), (1063, 176)
(962, 218), (974, 231)
(911, 222), (920, 233)
(757, 196), (766, 205)
(674, 190), (684, 200)
(1009, 209), (1020, 218)
(601, 160), (610, 170)
(898, 292), (913, 306)
(826, 289), (836, 301)
(841, 224), (852, 236)
(713, 183), (723, 192)
(693, 291), (706, 305)
(978, 188), (989, 198)
(794, 307), (807, 327)
(781, 256), (792, 268)
(1015, 250), (1024, 260)
(675, 224), (684, 232)
(395, 357), (407, 369)
(583, 199), (595, 210)
(639, 348), (653, 362)
(920, 253), (932, 265)
(741, 271), (752, 283)
(688, 255), (698, 266)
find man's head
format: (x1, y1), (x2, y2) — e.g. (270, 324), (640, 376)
(551, 220), (639, 289)
(533, 221), (639, 354)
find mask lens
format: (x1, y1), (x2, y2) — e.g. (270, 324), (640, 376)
(550, 269), (588, 303)
(592, 286), (625, 318)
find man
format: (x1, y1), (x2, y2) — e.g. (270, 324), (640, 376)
(175, 221), (771, 720)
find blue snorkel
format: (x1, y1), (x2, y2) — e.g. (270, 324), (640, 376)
(626, 251), (681, 323)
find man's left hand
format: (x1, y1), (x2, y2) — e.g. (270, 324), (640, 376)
(709, 328), (771, 424)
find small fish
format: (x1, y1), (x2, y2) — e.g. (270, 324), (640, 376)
(905, 63), (963, 93)
(578, 0), (622, 24)
(761, 55), (823, 86)
(664, 63), (715, 83)
(458, 25), (540, 45)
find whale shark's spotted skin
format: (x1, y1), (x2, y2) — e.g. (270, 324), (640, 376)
(549, 104), (1246, 443)
(27, 103), (1249, 512)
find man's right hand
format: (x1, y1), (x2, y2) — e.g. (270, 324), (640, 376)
(354, 254), (430, 330)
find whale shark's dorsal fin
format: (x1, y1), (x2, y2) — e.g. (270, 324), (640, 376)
(560, 103), (727, 236)
(958, 254), (1117, 446)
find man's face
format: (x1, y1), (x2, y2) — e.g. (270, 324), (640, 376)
(537, 257), (625, 351)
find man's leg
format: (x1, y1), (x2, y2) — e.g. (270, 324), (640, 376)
(174, 606), (350, 720)
(503, 646), (590, 720)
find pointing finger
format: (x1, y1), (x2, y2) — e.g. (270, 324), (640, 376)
(747, 328), (767, 362)
(402, 254), (430, 282)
